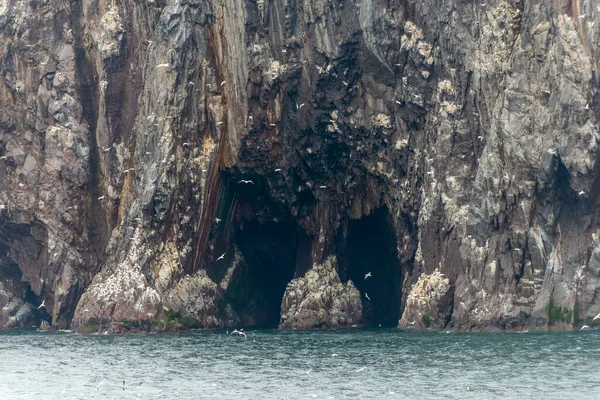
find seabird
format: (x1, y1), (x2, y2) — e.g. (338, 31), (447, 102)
(239, 180), (254, 184)
(216, 121), (223, 126)
(477, 136), (484, 141)
(319, 185), (327, 189)
(103, 147), (111, 152)
(395, 100), (402, 105)
(593, 313), (600, 320)
(182, 142), (190, 147)
(355, 367), (366, 373)
(97, 196), (105, 200)
(275, 168), (282, 172)
(220, 81), (226, 86)
(188, 81), (194, 86)
(585, 103), (590, 110)
(230, 329), (247, 338)
(426, 171), (434, 175)
(581, 325), (591, 330)
(206, 84), (212, 89)
(579, 191), (585, 196)
(579, 14), (586, 19)
(0, 156), (6, 159)
(215, 218), (221, 223)
(299, 103), (305, 109)
(155, 63), (170, 69)
(365, 293), (371, 301)
(331, 354), (338, 357)
(364, 272), (372, 279)
(217, 252), (226, 261)
(306, 368), (312, 374)
(270, 123), (277, 127)
(547, 148), (557, 155)
(37, 300), (45, 310)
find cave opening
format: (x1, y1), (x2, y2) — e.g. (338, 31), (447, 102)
(339, 207), (402, 327)
(217, 174), (310, 329)
(228, 219), (300, 328)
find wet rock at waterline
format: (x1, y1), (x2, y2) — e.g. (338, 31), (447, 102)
(1, 0), (600, 332)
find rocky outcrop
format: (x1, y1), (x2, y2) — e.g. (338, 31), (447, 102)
(398, 269), (452, 329)
(279, 257), (362, 329)
(1, 0), (600, 332)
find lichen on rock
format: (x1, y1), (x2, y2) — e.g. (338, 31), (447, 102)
(279, 256), (362, 329)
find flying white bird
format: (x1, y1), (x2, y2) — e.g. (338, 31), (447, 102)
(217, 253), (226, 261)
(103, 147), (111, 152)
(593, 313), (600, 321)
(547, 148), (557, 155)
(477, 136), (484, 141)
(216, 121), (223, 126)
(155, 63), (170, 69)
(306, 368), (312, 373)
(230, 329), (247, 339)
(239, 180), (254, 184)
(364, 272), (372, 279)
(188, 81), (194, 86)
(355, 367), (366, 373)
(97, 196), (105, 200)
(275, 168), (282, 172)
(319, 185), (327, 189)
(220, 81), (226, 86)
(579, 14), (586, 19)
(579, 191), (585, 196)
(182, 142), (190, 147)
(37, 300), (45, 310)
(365, 293), (371, 301)
(215, 218), (221, 223)
(331, 354), (338, 357)
(585, 103), (590, 110)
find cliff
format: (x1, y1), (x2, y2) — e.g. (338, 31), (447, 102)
(1, 0), (600, 332)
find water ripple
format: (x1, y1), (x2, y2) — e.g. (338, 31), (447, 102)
(0, 328), (599, 399)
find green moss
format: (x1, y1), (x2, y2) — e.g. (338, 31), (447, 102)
(160, 309), (201, 329)
(421, 315), (432, 328)
(518, 311), (531, 321)
(545, 301), (573, 324)
(84, 318), (99, 331)
(179, 316), (201, 329)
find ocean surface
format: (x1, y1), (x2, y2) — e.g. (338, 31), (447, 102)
(0, 328), (598, 399)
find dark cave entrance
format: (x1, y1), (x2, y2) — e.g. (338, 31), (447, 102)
(229, 220), (300, 327)
(217, 174), (311, 328)
(338, 207), (402, 327)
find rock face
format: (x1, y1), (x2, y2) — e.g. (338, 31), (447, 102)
(280, 256), (362, 329)
(1, 0), (600, 332)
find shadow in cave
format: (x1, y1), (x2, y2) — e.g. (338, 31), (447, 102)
(225, 219), (301, 328)
(338, 207), (402, 327)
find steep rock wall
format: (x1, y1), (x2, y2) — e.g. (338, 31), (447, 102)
(1, 0), (600, 331)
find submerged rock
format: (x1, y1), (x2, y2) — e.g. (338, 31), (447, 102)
(280, 257), (362, 329)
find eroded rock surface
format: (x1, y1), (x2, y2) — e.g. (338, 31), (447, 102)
(1, 0), (600, 332)
(279, 256), (362, 329)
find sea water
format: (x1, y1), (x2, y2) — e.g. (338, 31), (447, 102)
(0, 328), (598, 399)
